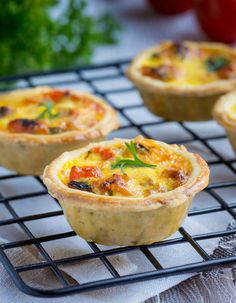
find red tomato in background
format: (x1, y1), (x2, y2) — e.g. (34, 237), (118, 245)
(195, 0), (236, 43)
(148, 0), (193, 15)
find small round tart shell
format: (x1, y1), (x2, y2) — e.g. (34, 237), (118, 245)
(213, 90), (236, 153)
(0, 87), (119, 175)
(127, 41), (236, 121)
(43, 137), (209, 246)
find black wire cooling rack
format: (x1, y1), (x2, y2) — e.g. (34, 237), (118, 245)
(0, 60), (235, 298)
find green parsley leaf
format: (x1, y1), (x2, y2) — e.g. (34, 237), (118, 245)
(205, 56), (230, 72)
(111, 141), (156, 173)
(37, 101), (60, 120)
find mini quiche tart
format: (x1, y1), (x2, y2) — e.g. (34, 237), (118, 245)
(43, 136), (209, 246)
(127, 41), (236, 121)
(213, 90), (236, 153)
(0, 86), (118, 175)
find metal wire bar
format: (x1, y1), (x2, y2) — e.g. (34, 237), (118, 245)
(3, 201), (70, 287)
(87, 242), (120, 278)
(178, 228), (210, 261)
(140, 247), (163, 269)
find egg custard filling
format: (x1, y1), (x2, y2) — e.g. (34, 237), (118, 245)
(0, 88), (105, 134)
(140, 41), (236, 86)
(58, 137), (193, 198)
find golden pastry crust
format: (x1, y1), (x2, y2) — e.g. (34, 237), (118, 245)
(213, 90), (236, 152)
(127, 41), (236, 121)
(213, 89), (236, 129)
(43, 136), (209, 246)
(0, 87), (119, 175)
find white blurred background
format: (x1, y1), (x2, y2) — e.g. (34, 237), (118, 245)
(87, 0), (206, 63)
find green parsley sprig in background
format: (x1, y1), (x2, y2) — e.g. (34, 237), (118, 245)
(0, 0), (121, 77)
(111, 141), (156, 173)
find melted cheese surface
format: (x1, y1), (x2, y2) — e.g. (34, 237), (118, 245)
(58, 137), (192, 198)
(0, 89), (105, 134)
(140, 41), (236, 86)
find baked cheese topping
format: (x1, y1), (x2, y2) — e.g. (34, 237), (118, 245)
(140, 41), (236, 86)
(0, 89), (105, 134)
(58, 137), (192, 198)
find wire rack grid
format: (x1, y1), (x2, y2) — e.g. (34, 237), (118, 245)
(0, 60), (235, 297)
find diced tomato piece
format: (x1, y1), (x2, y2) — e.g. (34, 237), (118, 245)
(34, 123), (49, 134)
(98, 173), (133, 196)
(71, 109), (80, 118)
(218, 64), (236, 79)
(69, 166), (102, 181)
(79, 96), (92, 105)
(90, 102), (105, 115)
(8, 119), (49, 134)
(23, 98), (39, 105)
(43, 90), (67, 102)
(141, 65), (177, 81)
(92, 147), (115, 160)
